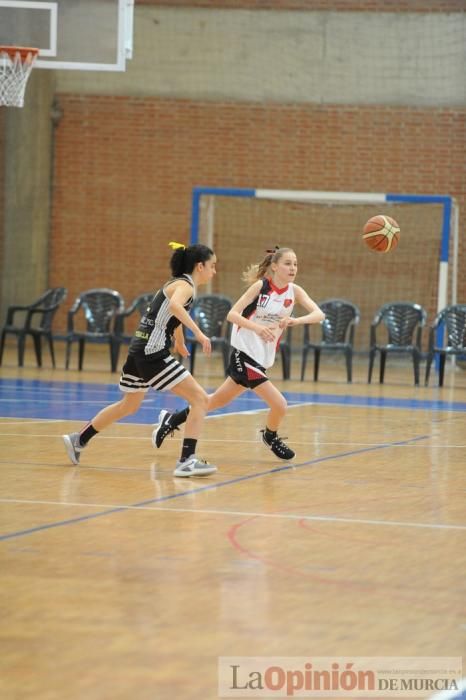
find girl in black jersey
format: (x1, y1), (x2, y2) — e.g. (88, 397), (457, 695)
(63, 243), (218, 477)
(153, 247), (325, 461)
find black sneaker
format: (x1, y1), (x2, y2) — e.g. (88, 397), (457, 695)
(152, 410), (179, 449)
(261, 430), (295, 460)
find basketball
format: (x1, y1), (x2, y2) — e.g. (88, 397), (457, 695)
(362, 215), (400, 253)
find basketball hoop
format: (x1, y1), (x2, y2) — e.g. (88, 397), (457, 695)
(0, 46), (39, 108)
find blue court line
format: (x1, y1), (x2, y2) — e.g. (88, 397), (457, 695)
(1, 378), (466, 421)
(0, 434), (429, 542)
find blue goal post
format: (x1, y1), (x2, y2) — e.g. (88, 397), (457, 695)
(190, 186), (459, 357)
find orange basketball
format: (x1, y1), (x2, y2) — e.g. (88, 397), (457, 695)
(362, 215), (400, 253)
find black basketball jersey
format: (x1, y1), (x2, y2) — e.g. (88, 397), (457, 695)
(129, 274), (195, 358)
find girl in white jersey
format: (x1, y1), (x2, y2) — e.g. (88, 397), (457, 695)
(63, 242), (218, 478)
(153, 247), (325, 460)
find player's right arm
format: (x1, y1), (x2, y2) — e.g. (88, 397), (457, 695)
(227, 281), (276, 343)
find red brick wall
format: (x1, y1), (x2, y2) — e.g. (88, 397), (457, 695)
(49, 97), (466, 340)
(137, 1), (466, 11)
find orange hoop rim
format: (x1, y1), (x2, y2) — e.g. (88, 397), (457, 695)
(0, 46), (39, 62)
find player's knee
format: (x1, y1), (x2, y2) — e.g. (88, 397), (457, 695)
(120, 395), (141, 416)
(191, 387), (209, 411)
(277, 396), (288, 417)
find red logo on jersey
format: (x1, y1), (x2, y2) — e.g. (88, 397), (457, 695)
(284, 299), (293, 308)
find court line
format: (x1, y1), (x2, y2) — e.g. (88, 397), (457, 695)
(0, 434), (430, 541)
(0, 426), (466, 448)
(0, 420), (62, 426)
(2, 378), (466, 416)
(1, 498), (465, 531)
(1, 433), (465, 448)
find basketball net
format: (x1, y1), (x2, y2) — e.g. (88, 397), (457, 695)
(0, 47), (39, 108)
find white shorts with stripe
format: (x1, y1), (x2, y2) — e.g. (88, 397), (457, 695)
(119, 352), (190, 393)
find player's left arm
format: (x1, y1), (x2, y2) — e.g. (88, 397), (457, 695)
(173, 323), (190, 357)
(280, 285), (325, 328)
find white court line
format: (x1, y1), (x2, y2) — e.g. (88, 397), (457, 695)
(207, 402), (312, 418)
(0, 399), (110, 404)
(208, 408), (268, 418)
(1, 498), (465, 531)
(0, 420), (62, 426)
(0, 431), (464, 448)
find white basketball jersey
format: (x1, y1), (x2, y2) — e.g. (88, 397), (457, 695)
(230, 278), (295, 368)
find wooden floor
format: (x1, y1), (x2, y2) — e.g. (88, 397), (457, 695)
(1, 343), (465, 699)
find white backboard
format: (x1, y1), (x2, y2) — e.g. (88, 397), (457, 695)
(0, 0), (134, 71)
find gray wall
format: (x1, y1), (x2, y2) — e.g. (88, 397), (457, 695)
(56, 8), (466, 106)
(1, 69), (55, 320)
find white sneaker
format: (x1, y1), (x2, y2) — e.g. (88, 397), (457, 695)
(63, 432), (84, 465)
(173, 454), (217, 478)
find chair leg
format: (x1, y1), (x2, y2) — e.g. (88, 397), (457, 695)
(47, 335), (56, 368)
(285, 349), (291, 380)
(425, 353), (433, 386)
(379, 350), (387, 384)
(189, 344), (197, 375)
(438, 354), (446, 387)
(110, 339), (118, 373)
(313, 348), (321, 381)
(222, 344), (230, 377)
(281, 346), (290, 380)
(368, 349), (376, 383)
(18, 333), (26, 367)
(345, 349), (352, 383)
(65, 339), (72, 369)
(0, 330), (6, 365)
(78, 339), (85, 370)
(32, 334), (42, 367)
(115, 342), (122, 372)
(412, 350), (420, 386)
(301, 348), (309, 381)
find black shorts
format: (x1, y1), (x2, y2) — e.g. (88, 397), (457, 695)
(119, 352), (189, 393)
(227, 349), (268, 389)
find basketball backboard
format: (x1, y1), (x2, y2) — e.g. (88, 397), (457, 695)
(0, 0), (134, 71)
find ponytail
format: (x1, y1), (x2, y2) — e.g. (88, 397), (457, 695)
(241, 246), (292, 285)
(169, 242), (214, 277)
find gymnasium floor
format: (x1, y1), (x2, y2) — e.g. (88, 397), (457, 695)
(1, 343), (465, 699)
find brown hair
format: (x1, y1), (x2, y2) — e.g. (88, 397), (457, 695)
(242, 247), (295, 285)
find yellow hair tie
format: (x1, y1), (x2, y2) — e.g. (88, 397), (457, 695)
(168, 241), (185, 250)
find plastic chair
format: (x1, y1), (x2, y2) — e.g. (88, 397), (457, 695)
(65, 288), (124, 372)
(300, 299), (360, 383)
(113, 292), (154, 369)
(185, 294), (232, 375)
(0, 287), (67, 367)
(425, 304), (466, 387)
(368, 302), (427, 385)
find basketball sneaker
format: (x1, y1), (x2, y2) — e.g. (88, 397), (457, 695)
(260, 430), (295, 460)
(173, 455), (217, 478)
(63, 432), (84, 465)
(152, 410), (179, 449)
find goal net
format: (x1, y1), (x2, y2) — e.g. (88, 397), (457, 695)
(192, 188), (457, 354)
